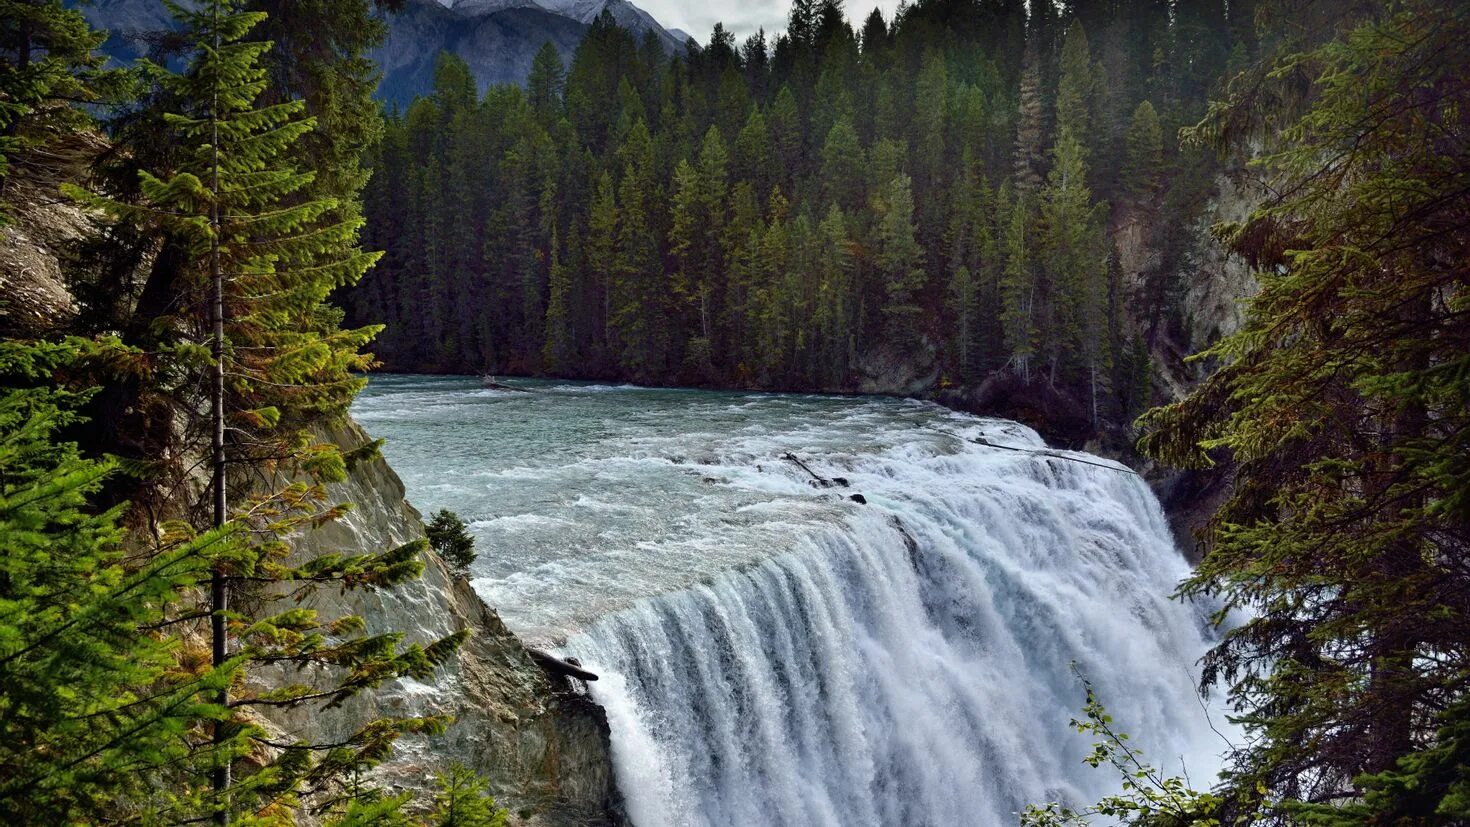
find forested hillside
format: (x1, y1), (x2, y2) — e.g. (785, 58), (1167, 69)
(345, 0), (1246, 436)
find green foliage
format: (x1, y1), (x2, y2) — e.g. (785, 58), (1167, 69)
(1124, 101), (1163, 199)
(1137, 0), (1470, 821)
(0, 0), (115, 221)
(51, 2), (467, 819)
(874, 173), (927, 342)
(426, 509), (477, 573)
(0, 339), (238, 822)
(428, 763), (509, 827)
(1021, 676), (1223, 827)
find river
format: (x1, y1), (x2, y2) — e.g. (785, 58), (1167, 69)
(352, 375), (1227, 827)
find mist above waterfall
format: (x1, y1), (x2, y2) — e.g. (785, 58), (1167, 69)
(355, 376), (1229, 826)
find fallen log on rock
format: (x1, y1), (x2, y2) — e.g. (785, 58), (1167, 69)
(782, 452), (850, 488)
(528, 649), (599, 682)
(480, 375), (531, 392)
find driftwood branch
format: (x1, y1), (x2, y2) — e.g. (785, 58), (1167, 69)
(782, 453), (850, 488)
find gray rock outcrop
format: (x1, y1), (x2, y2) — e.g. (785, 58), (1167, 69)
(253, 418), (620, 825)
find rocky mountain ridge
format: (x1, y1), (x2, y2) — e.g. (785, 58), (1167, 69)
(72, 0), (689, 104)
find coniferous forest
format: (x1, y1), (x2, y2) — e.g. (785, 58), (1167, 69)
(3, 0), (1470, 824)
(346, 0), (1238, 434)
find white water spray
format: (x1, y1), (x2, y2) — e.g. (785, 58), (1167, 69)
(354, 378), (1227, 827)
(563, 427), (1222, 826)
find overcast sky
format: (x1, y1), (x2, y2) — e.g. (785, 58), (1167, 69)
(635, 0), (906, 41)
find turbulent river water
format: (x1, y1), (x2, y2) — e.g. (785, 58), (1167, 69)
(353, 375), (1228, 827)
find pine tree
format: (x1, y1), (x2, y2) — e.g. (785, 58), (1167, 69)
(542, 229), (576, 373)
(1039, 129), (1108, 392)
(914, 47), (949, 203)
(0, 340), (231, 822)
(1122, 99), (1162, 199)
(947, 263), (978, 382)
(428, 764), (508, 827)
(527, 41), (566, 120)
(1013, 44), (1046, 193)
(812, 204), (853, 387)
(768, 85), (803, 193)
(734, 106), (774, 199)
(425, 509), (477, 574)
(819, 117), (864, 214)
(0, 0), (112, 215)
(1055, 20), (1094, 150)
(67, 3), (463, 819)
(610, 119), (666, 380)
(1000, 185), (1036, 382)
(873, 173), (926, 344)
(1141, 2), (1470, 819)
(587, 171), (618, 355)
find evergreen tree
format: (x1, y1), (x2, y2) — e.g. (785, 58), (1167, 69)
(429, 764), (509, 827)
(946, 264), (978, 380)
(812, 204), (853, 387)
(587, 171), (618, 356)
(1142, 1), (1470, 819)
(1122, 99), (1162, 199)
(819, 117), (865, 214)
(1039, 130), (1108, 392)
(733, 106), (774, 200)
(67, 3), (463, 819)
(1055, 20), (1094, 150)
(0, 340), (228, 822)
(0, 0), (111, 215)
(873, 173), (926, 344)
(426, 509), (477, 574)
(527, 41), (566, 120)
(1001, 186), (1036, 381)
(1013, 44), (1046, 193)
(610, 119), (666, 379)
(914, 47), (949, 203)
(542, 230), (577, 373)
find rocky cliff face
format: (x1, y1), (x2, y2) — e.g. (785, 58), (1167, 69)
(253, 417), (620, 825)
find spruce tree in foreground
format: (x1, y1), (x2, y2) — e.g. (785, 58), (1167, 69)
(1030, 2), (1470, 822)
(0, 340), (236, 822)
(68, 1), (464, 820)
(1121, 1), (1470, 823)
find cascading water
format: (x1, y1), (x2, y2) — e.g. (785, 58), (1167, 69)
(354, 376), (1228, 827)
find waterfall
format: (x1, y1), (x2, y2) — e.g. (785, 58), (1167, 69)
(563, 433), (1225, 827)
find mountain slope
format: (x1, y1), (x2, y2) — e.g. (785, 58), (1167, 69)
(70, 0), (689, 103)
(534, 0), (687, 50)
(375, 2), (590, 104)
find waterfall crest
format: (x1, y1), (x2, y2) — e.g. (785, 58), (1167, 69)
(352, 378), (1227, 827)
(565, 432), (1224, 827)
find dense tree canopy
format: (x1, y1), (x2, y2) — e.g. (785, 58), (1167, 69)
(345, 0), (1249, 434)
(1139, 0), (1470, 821)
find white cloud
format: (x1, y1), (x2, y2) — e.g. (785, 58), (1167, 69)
(633, 0), (905, 41)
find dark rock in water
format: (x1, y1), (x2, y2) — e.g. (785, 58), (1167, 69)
(832, 477), (850, 488)
(850, 494), (867, 505)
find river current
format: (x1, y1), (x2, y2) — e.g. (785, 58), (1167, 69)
(353, 375), (1227, 826)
